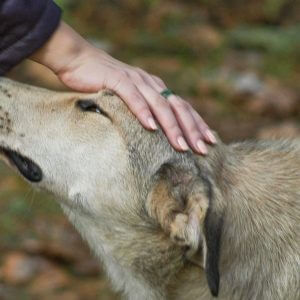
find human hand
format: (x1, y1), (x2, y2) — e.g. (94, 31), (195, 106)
(31, 22), (216, 154)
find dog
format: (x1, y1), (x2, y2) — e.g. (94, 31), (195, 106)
(0, 77), (299, 300)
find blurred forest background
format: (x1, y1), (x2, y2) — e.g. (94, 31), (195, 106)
(1, 0), (300, 299)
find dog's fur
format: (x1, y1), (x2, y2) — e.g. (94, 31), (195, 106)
(0, 78), (299, 300)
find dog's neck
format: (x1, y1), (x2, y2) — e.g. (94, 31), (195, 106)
(60, 140), (228, 299)
(62, 196), (184, 300)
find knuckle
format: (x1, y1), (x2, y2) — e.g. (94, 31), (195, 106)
(118, 70), (128, 79)
(192, 109), (204, 120)
(199, 123), (209, 131)
(181, 101), (190, 110)
(136, 106), (151, 117)
(139, 69), (152, 80)
(185, 102), (193, 110)
(130, 91), (144, 103)
(133, 76), (144, 86)
(135, 68), (149, 79)
(122, 88), (142, 104)
(188, 126), (202, 137)
(195, 115), (208, 128)
(158, 79), (166, 86)
(153, 95), (169, 108)
(153, 75), (164, 84)
(166, 122), (181, 134)
(130, 70), (143, 81)
(140, 70), (154, 83)
(136, 67), (145, 74)
(170, 98), (188, 110)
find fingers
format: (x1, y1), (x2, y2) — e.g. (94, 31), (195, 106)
(189, 106), (217, 144)
(151, 75), (167, 90)
(114, 70), (184, 151)
(138, 69), (167, 91)
(109, 67), (215, 154)
(135, 83), (191, 152)
(129, 71), (190, 151)
(167, 95), (209, 154)
(113, 75), (158, 131)
(132, 70), (216, 153)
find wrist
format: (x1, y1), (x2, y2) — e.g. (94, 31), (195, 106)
(30, 21), (91, 74)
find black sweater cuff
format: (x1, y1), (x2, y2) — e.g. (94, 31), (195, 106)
(0, 1), (61, 75)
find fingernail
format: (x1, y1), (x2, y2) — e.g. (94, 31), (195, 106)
(177, 136), (189, 151)
(206, 130), (217, 144)
(148, 117), (158, 130)
(196, 140), (208, 155)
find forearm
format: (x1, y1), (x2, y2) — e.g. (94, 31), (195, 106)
(31, 21), (92, 74)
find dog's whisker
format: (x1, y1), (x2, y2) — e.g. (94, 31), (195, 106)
(26, 188), (36, 209)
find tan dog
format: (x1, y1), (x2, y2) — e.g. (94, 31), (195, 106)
(0, 78), (299, 300)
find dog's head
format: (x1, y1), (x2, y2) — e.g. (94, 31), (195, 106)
(0, 78), (224, 297)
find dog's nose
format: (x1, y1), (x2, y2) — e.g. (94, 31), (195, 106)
(3, 149), (43, 182)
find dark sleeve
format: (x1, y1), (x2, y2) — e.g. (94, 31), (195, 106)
(0, 0), (61, 75)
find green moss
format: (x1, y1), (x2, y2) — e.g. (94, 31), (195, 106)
(227, 25), (300, 54)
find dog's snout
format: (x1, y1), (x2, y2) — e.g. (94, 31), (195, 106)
(0, 84), (12, 98)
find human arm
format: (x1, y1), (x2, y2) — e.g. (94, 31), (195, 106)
(0, 0), (215, 153)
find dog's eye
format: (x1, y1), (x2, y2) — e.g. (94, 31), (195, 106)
(76, 100), (102, 114)
(76, 99), (111, 120)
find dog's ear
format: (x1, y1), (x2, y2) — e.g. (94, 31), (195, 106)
(146, 166), (223, 297)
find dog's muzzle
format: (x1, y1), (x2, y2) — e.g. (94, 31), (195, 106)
(1, 148), (43, 182)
